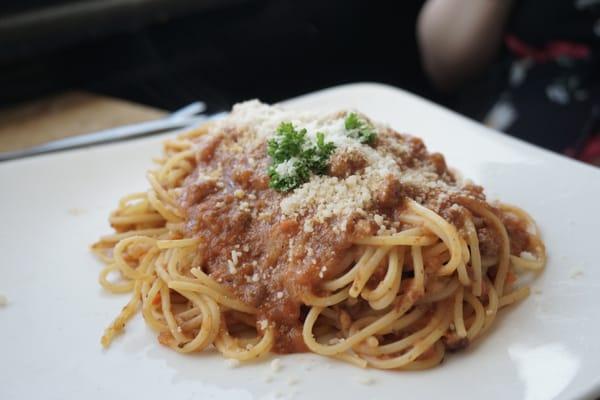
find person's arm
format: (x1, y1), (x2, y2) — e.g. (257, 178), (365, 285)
(417, 0), (515, 92)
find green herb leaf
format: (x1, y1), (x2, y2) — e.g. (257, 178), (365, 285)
(267, 123), (336, 191)
(308, 132), (336, 174)
(344, 113), (362, 130)
(268, 158), (310, 192)
(267, 122), (307, 163)
(344, 112), (376, 144)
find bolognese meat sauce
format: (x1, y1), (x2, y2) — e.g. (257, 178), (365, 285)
(177, 101), (531, 353)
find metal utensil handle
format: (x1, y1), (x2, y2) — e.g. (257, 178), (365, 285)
(0, 110), (226, 162)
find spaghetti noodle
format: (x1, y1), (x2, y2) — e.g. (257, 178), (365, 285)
(92, 101), (546, 369)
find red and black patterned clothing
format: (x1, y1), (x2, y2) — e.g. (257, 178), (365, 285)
(453, 0), (600, 165)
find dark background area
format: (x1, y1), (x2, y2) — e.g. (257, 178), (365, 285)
(0, 0), (433, 113)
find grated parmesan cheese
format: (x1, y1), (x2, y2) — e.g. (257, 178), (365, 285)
(570, 269), (584, 279)
(303, 219), (314, 233)
(231, 250), (241, 265)
(275, 158), (300, 178)
(519, 251), (536, 261)
(357, 376), (376, 385)
(270, 358), (282, 372)
(222, 101), (405, 223)
(239, 201), (251, 212)
(227, 260), (237, 274)
(366, 336), (379, 348)
(224, 358), (241, 368)
(318, 266), (327, 279)
(67, 208), (85, 216)
(214, 101), (468, 225)
(280, 174), (373, 223)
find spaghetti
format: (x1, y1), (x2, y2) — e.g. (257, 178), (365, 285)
(92, 101), (546, 369)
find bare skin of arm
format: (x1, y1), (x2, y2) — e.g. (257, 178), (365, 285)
(417, 0), (515, 92)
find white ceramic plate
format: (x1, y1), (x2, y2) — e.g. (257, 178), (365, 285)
(2, 83), (600, 400)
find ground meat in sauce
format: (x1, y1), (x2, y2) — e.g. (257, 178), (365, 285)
(329, 148), (367, 178)
(374, 175), (403, 209)
(503, 214), (532, 256)
(178, 123), (531, 353)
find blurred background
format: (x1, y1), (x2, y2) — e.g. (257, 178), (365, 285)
(0, 0), (598, 164)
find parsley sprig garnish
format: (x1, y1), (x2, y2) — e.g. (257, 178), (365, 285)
(267, 123), (336, 192)
(267, 114), (377, 192)
(305, 132), (336, 174)
(344, 113), (376, 144)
